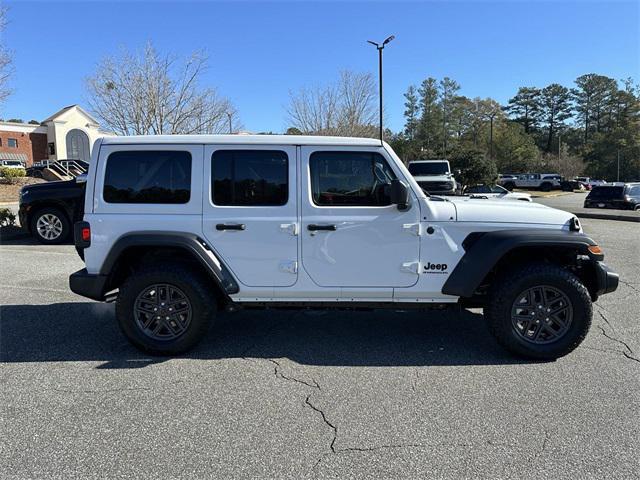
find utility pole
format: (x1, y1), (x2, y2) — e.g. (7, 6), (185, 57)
(617, 149), (620, 182)
(367, 36), (395, 145)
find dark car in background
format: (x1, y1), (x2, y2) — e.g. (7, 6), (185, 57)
(583, 183), (640, 211)
(18, 175), (86, 244)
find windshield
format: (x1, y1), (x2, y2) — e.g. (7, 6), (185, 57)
(408, 162), (449, 176)
(588, 186), (623, 198)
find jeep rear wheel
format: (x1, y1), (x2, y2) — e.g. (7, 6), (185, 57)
(540, 182), (552, 192)
(116, 264), (216, 355)
(485, 262), (592, 360)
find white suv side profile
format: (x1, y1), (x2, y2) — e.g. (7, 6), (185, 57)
(70, 135), (618, 359)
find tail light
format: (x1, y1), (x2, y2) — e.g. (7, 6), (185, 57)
(74, 221), (91, 248)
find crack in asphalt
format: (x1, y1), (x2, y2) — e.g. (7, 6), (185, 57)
(595, 309), (640, 363)
(305, 395), (337, 454)
(268, 359), (320, 389)
(618, 279), (640, 294)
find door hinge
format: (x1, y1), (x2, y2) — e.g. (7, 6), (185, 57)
(280, 223), (298, 236)
(279, 260), (298, 274)
(402, 223), (422, 236)
(401, 261), (421, 273)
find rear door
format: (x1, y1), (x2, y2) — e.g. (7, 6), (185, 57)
(300, 147), (421, 288)
(202, 145), (298, 287)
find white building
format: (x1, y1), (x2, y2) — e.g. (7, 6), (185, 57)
(0, 105), (107, 166)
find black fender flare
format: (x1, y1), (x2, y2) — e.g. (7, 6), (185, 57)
(101, 232), (239, 296)
(442, 229), (601, 298)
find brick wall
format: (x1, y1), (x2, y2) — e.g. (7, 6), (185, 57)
(0, 130), (48, 167)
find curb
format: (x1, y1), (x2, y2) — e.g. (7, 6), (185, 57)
(574, 212), (639, 223)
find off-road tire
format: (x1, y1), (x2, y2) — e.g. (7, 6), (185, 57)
(30, 207), (70, 244)
(540, 182), (552, 192)
(503, 182), (515, 191)
(485, 262), (592, 360)
(116, 263), (216, 355)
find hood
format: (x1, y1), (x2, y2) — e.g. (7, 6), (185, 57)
(448, 197), (574, 226)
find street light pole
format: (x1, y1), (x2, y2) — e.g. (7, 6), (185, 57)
(227, 112), (233, 134)
(367, 35), (395, 145)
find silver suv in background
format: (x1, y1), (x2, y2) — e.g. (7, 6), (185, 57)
(408, 160), (457, 195)
(500, 173), (561, 192)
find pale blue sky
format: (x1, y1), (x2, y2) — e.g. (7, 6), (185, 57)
(2, 1), (638, 132)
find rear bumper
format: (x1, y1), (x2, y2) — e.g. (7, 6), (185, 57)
(594, 261), (619, 296)
(69, 268), (108, 301)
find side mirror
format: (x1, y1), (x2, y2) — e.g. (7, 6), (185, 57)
(76, 173), (87, 184)
(390, 179), (410, 211)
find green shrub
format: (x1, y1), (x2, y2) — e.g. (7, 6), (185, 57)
(0, 207), (16, 227)
(0, 167), (26, 184)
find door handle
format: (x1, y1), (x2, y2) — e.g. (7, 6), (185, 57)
(216, 223), (246, 231)
(307, 224), (337, 232)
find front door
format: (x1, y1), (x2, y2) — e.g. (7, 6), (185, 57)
(300, 147), (421, 288)
(202, 145), (298, 287)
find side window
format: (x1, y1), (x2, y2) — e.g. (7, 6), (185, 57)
(309, 151), (397, 207)
(103, 150), (192, 204)
(211, 150), (288, 206)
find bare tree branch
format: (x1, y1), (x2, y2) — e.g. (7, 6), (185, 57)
(287, 70), (378, 137)
(0, 5), (14, 107)
(86, 42), (241, 135)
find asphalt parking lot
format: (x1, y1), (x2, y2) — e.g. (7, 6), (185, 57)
(1, 218), (639, 479)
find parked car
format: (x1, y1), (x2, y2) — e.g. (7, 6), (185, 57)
(583, 183), (640, 210)
(0, 159), (26, 172)
(18, 174), (86, 244)
(502, 173), (561, 192)
(575, 177), (607, 190)
(497, 174), (518, 185)
(560, 180), (586, 192)
(408, 160), (457, 195)
(464, 184), (532, 201)
(69, 134), (618, 360)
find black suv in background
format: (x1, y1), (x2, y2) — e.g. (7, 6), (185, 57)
(18, 175), (86, 244)
(584, 183), (640, 211)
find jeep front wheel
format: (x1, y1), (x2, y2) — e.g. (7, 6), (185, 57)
(116, 264), (216, 355)
(485, 262), (592, 360)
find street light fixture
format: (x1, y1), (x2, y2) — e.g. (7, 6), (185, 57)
(367, 35), (395, 144)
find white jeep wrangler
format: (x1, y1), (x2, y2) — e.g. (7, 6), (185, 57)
(70, 135), (619, 359)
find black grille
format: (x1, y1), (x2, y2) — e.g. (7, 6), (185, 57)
(418, 181), (454, 192)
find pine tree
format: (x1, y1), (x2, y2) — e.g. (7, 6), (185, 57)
(403, 85), (420, 140)
(505, 87), (541, 133)
(539, 84), (573, 152)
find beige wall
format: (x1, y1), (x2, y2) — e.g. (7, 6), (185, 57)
(45, 107), (103, 160)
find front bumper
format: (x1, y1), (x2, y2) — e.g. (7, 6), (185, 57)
(69, 268), (108, 301)
(593, 261), (619, 296)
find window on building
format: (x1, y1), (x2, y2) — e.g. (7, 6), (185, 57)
(309, 151), (397, 206)
(8, 138), (18, 148)
(211, 150), (288, 206)
(103, 151), (192, 204)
